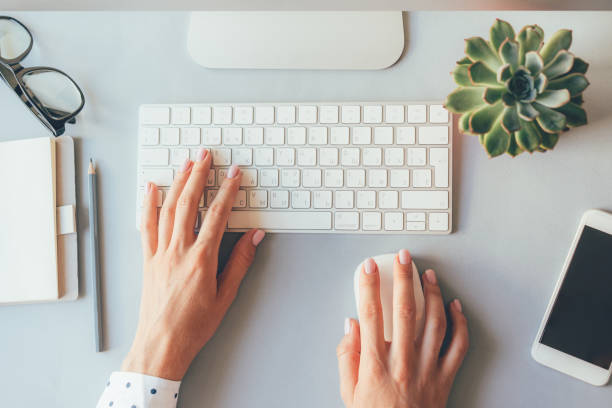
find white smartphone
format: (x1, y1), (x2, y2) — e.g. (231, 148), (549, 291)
(532, 209), (612, 386)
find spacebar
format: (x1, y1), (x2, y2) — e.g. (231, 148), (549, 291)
(228, 211), (332, 230)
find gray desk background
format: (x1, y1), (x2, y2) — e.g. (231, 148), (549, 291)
(0, 11), (611, 408)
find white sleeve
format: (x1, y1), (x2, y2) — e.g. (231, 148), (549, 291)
(96, 372), (181, 408)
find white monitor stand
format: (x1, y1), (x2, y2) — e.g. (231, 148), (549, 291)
(187, 11), (405, 70)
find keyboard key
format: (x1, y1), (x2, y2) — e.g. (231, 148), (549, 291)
(202, 128), (221, 145)
(429, 105), (449, 123)
(341, 106), (360, 124)
(353, 127), (371, 144)
(276, 148), (295, 166)
(390, 169), (410, 188)
(341, 148), (360, 166)
(429, 212), (449, 231)
(297, 148), (317, 166)
(346, 169), (365, 187)
(363, 148), (382, 166)
(405, 212), (425, 222)
(223, 128), (242, 145)
(385, 148), (404, 166)
(302, 169), (322, 187)
(313, 191), (332, 208)
(374, 127), (393, 144)
(160, 128), (179, 145)
(308, 127), (328, 145)
(419, 126), (449, 144)
(406, 221), (426, 231)
(407, 105), (426, 123)
(211, 149), (231, 166)
(141, 106), (170, 125)
(335, 212), (359, 230)
(407, 148), (426, 166)
(235, 106), (254, 125)
(281, 169), (300, 187)
(291, 191), (311, 208)
(206, 170), (215, 186)
(287, 127), (306, 145)
(319, 147), (339, 166)
(364, 105), (383, 124)
(298, 105), (317, 124)
(233, 190), (247, 208)
(171, 107), (190, 125)
(330, 127), (350, 144)
(192, 106), (212, 124)
(357, 191), (376, 209)
(368, 169), (388, 187)
(430, 147), (449, 188)
(249, 190), (268, 208)
(379, 191), (399, 209)
(140, 148), (169, 166)
(217, 168), (228, 184)
(181, 128), (200, 145)
(270, 190), (289, 208)
(363, 212), (382, 231)
(245, 127), (264, 145)
(139, 168), (173, 186)
(265, 128), (285, 145)
(171, 148), (189, 166)
(255, 106), (274, 124)
(335, 191), (354, 208)
(206, 189), (219, 206)
(384, 212), (403, 231)
(412, 169), (432, 187)
(324, 169), (343, 187)
(385, 105), (404, 123)
(255, 148), (274, 166)
(396, 127), (416, 144)
(401, 191), (448, 209)
(260, 169), (279, 187)
(233, 149), (253, 167)
(213, 106), (232, 124)
(277, 105), (296, 124)
(141, 128), (160, 145)
(320, 105), (339, 124)
(229, 211), (332, 230)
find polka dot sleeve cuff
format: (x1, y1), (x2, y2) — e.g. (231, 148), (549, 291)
(96, 372), (181, 408)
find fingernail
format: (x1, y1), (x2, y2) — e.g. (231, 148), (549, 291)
(398, 249), (410, 265)
(252, 229), (265, 247)
(344, 318), (351, 335)
(364, 258), (377, 275)
(227, 165), (240, 179)
(197, 148), (208, 162)
(425, 269), (437, 285)
(180, 158), (192, 173)
(145, 182), (153, 194)
(453, 299), (463, 313)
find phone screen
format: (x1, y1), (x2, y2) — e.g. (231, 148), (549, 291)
(540, 225), (612, 369)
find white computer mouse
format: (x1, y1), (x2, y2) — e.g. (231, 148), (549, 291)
(354, 253), (425, 342)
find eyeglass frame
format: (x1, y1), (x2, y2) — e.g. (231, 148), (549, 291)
(0, 16), (85, 137)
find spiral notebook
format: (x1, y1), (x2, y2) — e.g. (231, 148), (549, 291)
(0, 136), (78, 304)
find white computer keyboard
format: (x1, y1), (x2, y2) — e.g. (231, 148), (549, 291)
(137, 102), (452, 234)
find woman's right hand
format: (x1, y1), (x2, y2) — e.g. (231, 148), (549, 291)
(336, 250), (469, 408)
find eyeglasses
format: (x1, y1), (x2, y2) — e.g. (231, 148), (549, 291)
(0, 16), (84, 136)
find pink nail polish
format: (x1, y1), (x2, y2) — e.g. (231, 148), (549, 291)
(180, 158), (192, 173)
(398, 249), (410, 265)
(227, 165), (240, 179)
(453, 299), (463, 313)
(252, 229), (265, 247)
(364, 258), (377, 275)
(425, 269), (437, 285)
(197, 148), (208, 162)
(145, 182), (153, 194)
(344, 318), (351, 335)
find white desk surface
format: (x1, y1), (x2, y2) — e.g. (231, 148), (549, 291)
(0, 11), (611, 408)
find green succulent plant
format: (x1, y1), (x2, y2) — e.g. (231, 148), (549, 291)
(444, 19), (590, 157)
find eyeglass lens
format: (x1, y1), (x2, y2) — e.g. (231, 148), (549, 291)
(22, 69), (83, 119)
(0, 18), (31, 61)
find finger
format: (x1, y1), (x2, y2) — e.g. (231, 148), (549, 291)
(391, 249), (416, 367)
(337, 318), (361, 408)
(197, 165), (241, 251)
(171, 149), (211, 247)
(419, 269), (447, 373)
(158, 158), (192, 250)
(440, 299), (469, 381)
(140, 182), (159, 258)
(358, 258), (386, 359)
(217, 229), (265, 309)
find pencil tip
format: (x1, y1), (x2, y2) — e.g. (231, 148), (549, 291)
(88, 158), (95, 174)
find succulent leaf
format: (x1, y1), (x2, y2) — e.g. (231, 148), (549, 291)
(457, 56), (473, 65)
(534, 73), (548, 94)
(459, 111), (474, 133)
(490, 19), (516, 53)
(502, 92), (516, 106)
(517, 25), (544, 64)
(483, 118), (511, 157)
(483, 87), (506, 104)
(465, 37), (502, 70)
(518, 102), (539, 121)
(515, 120), (542, 152)
(570, 94), (584, 105)
(470, 101), (504, 134)
(568, 57), (589, 74)
(507, 68), (536, 102)
(547, 73), (589, 96)
(540, 29), (572, 65)
(502, 106), (521, 133)
(555, 103), (587, 127)
(499, 39), (519, 72)
(452, 64), (471, 86)
(468, 61), (499, 86)
(540, 130), (560, 150)
(525, 51), (544, 76)
(533, 102), (567, 132)
(507, 134), (524, 156)
(497, 64), (513, 82)
(542, 50), (574, 79)
(445, 87), (486, 113)
(535, 89), (571, 108)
